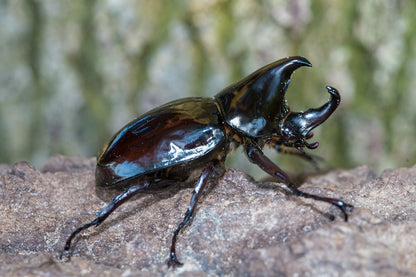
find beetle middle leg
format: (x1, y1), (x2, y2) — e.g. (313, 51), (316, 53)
(168, 161), (220, 267)
(60, 181), (150, 260)
(246, 144), (352, 221)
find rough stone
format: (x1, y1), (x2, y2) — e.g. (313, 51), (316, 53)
(0, 155), (415, 276)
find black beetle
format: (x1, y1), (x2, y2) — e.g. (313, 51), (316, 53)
(60, 56), (352, 266)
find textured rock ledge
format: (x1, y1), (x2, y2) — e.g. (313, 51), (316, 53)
(1, 156), (415, 276)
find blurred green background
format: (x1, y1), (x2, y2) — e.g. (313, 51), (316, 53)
(1, 0), (415, 178)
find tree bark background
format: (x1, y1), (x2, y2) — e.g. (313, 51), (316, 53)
(1, 2), (416, 275)
(0, 1), (415, 176)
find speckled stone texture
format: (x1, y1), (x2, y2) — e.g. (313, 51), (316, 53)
(1, 156), (415, 276)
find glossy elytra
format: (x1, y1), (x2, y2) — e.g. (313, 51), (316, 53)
(60, 56), (353, 266)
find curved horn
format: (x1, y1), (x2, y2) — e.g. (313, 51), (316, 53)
(215, 56), (312, 137)
(283, 86), (340, 137)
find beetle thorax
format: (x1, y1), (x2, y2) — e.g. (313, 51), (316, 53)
(215, 58), (313, 138)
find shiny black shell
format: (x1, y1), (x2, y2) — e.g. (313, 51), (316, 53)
(215, 57), (311, 138)
(96, 98), (226, 187)
(95, 56), (333, 189)
(61, 57), (350, 266)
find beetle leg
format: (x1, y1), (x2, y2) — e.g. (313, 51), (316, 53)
(168, 161), (218, 268)
(246, 144), (352, 221)
(273, 144), (323, 170)
(59, 182), (149, 260)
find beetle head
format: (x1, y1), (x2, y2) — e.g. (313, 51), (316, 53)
(279, 86), (340, 150)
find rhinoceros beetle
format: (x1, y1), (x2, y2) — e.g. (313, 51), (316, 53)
(60, 56), (352, 266)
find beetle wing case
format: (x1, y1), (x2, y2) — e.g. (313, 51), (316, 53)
(96, 98), (226, 187)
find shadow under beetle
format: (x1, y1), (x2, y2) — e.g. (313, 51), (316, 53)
(60, 56), (353, 266)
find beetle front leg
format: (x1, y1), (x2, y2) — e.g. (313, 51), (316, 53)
(168, 161), (219, 268)
(59, 182), (149, 260)
(245, 144), (352, 221)
(273, 144), (323, 170)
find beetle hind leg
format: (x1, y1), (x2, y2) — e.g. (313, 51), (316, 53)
(168, 161), (220, 268)
(59, 182), (149, 260)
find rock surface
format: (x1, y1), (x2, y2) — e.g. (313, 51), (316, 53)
(0, 155), (415, 276)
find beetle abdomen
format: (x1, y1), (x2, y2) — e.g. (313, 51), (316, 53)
(96, 98), (225, 187)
